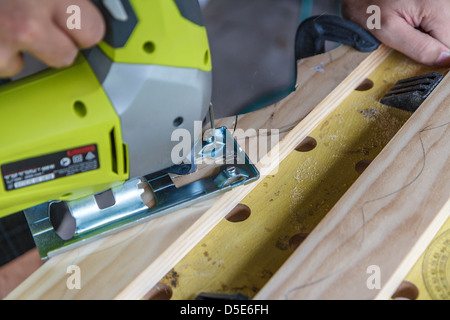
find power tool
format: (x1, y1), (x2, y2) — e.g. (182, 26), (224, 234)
(0, 0), (259, 259)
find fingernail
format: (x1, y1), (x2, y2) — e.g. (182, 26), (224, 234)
(435, 51), (450, 66)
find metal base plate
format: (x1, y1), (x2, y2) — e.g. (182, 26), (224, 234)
(24, 127), (259, 259)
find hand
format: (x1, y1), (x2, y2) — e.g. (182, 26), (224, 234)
(0, 0), (105, 77)
(340, 0), (450, 67)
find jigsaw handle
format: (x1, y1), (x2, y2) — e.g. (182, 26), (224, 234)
(295, 15), (380, 61)
(87, 0), (211, 69)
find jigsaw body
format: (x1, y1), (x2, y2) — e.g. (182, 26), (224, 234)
(0, 0), (259, 259)
(0, 0), (212, 217)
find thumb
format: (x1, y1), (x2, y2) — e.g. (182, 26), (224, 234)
(373, 16), (450, 67)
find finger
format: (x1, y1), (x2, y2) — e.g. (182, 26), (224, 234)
(420, 10), (450, 58)
(415, 0), (450, 49)
(373, 15), (450, 66)
(0, 48), (24, 77)
(21, 22), (79, 69)
(53, 0), (106, 49)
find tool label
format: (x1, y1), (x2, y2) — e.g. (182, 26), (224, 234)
(1, 144), (99, 191)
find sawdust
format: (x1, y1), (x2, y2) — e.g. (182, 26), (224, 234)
(219, 283), (259, 296)
(289, 158), (320, 231)
(284, 56), (428, 236)
(275, 235), (291, 251)
(190, 258), (225, 277)
(164, 269), (179, 288)
(354, 89), (409, 156)
(259, 269), (274, 280)
(358, 107), (379, 119)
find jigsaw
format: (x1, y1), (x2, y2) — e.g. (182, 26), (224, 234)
(0, 0), (259, 259)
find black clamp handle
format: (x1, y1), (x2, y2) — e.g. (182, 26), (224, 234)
(295, 15), (380, 61)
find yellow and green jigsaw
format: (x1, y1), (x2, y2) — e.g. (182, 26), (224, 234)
(0, 0), (259, 259)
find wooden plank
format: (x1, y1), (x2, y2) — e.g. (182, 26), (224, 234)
(5, 45), (381, 300)
(255, 70), (450, 300)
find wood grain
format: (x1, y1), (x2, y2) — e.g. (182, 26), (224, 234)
(255, 68), (450, 300)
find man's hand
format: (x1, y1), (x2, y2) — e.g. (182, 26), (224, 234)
(0, 0), (105, 77)
(340, 0), (450, 67)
